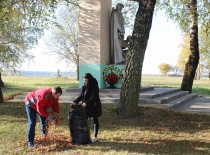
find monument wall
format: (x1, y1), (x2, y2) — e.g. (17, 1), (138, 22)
(79, 0), (112, 88)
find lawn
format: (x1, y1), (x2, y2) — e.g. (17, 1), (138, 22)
(141, 76), (210, 97)
(0, 76), (210, 154)
(1, 76), (79, 100)
(1, 76), (210, 100)
(0, 103), (210, 154)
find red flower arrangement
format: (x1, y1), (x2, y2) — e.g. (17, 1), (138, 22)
(107, 72), (119, 84)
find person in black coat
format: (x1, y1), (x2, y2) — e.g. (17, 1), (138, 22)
(71, 73), (102, 142)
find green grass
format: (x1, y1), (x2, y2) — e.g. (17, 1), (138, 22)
(0, 76), (210, 154)
(0, 103), (210, 154)
(141, 76), (210, 97)
(1, 76), (210, 101)
(1, 76), (79, 100)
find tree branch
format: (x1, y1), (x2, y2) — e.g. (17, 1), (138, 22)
(58, 0), (79, 7)
(179, 0), (190, 9)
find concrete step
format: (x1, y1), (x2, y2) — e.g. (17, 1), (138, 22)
(160, 91), (190, 104)
(139, 88), (180, 99)
(167, 94), (198, 110)
(140, 94), (198, 109)
(142, 91), (189, 104)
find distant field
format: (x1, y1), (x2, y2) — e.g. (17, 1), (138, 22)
(141, 76), (210, 97)
(1, 76), (210, 101)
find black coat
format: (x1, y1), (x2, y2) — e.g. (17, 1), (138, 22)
(73, 78), (102, 117)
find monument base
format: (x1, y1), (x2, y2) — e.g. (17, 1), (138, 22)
(79, 64), (125, 88)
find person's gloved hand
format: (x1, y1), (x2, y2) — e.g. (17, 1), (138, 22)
(48, 116), (53, 123)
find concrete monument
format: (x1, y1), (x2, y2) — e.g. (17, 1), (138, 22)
(79, 1), (128, 88)
(79, 0), (112, 88)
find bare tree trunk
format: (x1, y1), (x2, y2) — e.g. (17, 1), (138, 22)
(76, 55), (79, 81)
(194, 70), (197, 80)
(0, 86), (3, 103)
(181, 0), (199, 93)
(0, 72), (4, 87)
(0, 72), (3, 102)
(198, 67), (200, 80)
(118, 0), (156, 118)
(76, 64), (79, 81)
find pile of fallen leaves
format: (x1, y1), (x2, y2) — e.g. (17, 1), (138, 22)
(22, 113), (74, 152)
(22, 133), (74, 152)
(48, 112), (65, 126)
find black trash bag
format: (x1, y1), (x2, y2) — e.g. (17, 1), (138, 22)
(69, 105), (91, 145)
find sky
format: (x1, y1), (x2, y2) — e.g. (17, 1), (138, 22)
(21, 9), (183, 75)
(143, 11), (183, 74)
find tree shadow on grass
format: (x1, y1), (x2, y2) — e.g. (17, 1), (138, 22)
(0, 102), (70, 127)
(0, 102), (27, 116)
(99, 105), (210, 133)
(0, 102), (69, 121)
(87, 139), (210, 154)
(1, 103), (210, 154)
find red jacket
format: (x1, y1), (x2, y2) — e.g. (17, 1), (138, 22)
(25, 88), (59, 117)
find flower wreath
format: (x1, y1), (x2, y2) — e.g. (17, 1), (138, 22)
(103, 66), (121, 85)
(120, 68), (124, 80)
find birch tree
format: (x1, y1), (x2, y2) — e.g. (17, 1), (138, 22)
(118, 0), (156, 118)
(157, 0), (209, 93)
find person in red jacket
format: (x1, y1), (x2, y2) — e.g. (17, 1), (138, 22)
(25, 86), (62, 147)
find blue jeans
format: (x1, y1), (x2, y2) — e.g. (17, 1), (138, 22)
(25, 104), (48, 145)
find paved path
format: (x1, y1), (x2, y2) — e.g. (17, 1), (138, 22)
(175, 97), (210, 115)
(8, 88), (210, 115)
